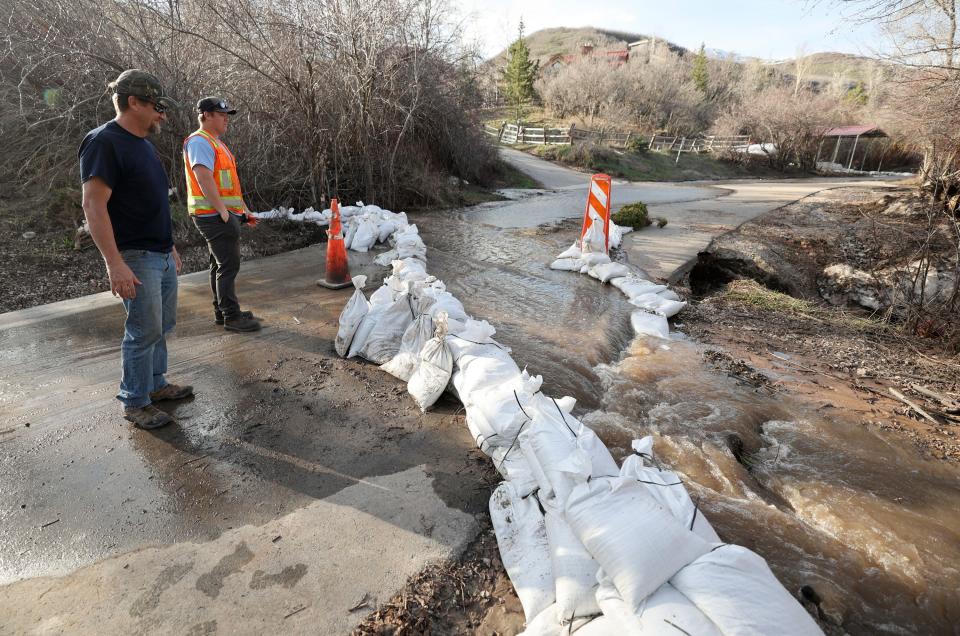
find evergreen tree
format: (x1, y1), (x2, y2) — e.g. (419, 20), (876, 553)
(692, 44), (709, 96)
(501, 20), (539, 122)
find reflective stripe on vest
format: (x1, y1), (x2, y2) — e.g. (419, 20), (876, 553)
(183, 129), (244, 216)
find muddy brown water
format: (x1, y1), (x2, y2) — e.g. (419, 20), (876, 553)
(416, 208), (960, 636)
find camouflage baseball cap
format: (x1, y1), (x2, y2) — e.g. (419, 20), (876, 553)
(108, 69), (179, 109)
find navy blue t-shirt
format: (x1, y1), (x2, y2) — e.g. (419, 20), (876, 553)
(78, 121), (173, 253)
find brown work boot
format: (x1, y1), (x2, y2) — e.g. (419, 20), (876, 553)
(224, 314), (262, 332)
(123, 404), (174, 430)
(149, 383), (194, 402)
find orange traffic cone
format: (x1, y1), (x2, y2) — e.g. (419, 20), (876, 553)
(317, 198), (352, 289)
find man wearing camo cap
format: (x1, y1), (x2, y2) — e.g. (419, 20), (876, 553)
(79, 69), (194, 430)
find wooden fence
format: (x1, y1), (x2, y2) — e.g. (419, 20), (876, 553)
(648, 134), (751, 154)
(484, 123), (750, 156)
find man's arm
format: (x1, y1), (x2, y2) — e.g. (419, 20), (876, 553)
(192, 166), (230, 223)
(82, 177), (142, 299)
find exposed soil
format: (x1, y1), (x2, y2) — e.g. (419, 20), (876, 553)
(0, 209), (329, 313)
(681, 187), (960, 463)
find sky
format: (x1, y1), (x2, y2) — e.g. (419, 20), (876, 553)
(453, 0), (883, 61)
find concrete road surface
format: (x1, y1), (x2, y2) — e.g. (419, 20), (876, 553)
(0, 148), (902, 634)
(497, 147), (901, 279)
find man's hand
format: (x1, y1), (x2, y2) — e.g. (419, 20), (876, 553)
(172, 246), (182, 275)
(219, 209), (230, 223)
(244, 212), (258, 227)
(107, 259), (142, 299)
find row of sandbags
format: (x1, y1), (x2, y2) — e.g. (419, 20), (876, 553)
(550, 216), (686, 339)
(250, 202), (410, 254)
(333, 218), (822, 636)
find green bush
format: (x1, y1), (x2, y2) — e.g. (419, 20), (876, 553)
(612, 202), (651, 229)
(656, 216), (668, 228)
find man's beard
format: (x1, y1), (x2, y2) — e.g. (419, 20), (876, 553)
(149, 121), (162, 135)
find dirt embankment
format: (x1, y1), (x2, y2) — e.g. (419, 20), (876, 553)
(0, 210), (328, 313)
(683, 187), (960, 462)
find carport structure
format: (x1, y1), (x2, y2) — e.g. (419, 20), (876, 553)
(815, 125), (890, 171)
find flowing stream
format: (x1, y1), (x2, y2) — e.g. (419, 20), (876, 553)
(414, 206), (960, 635)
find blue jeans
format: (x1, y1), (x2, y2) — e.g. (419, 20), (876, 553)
(117, 250), (178, 408)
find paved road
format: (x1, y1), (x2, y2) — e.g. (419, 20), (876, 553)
(0, 150), (902, 633)
(497, 147), (902, 279)
(0, 251), (483, 633)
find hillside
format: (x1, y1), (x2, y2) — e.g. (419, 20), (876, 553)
(487, 27), (677, 67)
(489, 27), (880, 89)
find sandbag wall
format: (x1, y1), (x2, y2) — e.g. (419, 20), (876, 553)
(551, 215), (685, 340)
(334, 211), (822, 636)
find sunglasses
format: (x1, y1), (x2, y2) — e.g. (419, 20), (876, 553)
(137, 96), (166, 114)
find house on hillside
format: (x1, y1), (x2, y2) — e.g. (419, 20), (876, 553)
(542, 43), (631, 75)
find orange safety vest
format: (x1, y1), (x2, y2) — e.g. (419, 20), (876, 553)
(183, 129), (244, 217)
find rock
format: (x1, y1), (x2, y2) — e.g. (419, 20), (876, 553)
(818, 264), (885, 310)
(21, 231), (36, 239)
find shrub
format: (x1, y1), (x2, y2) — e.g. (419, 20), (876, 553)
(656, 216), (668, 228)
(612, 202), (651, 229)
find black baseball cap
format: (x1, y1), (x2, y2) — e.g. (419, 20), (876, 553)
(197, 97), (237, 114)
(109, 69), (179, 109)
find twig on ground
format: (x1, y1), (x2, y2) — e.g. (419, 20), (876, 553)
(889, 388), (942, 426)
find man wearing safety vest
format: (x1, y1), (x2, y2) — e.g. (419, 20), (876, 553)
(183, 97), (262, 332)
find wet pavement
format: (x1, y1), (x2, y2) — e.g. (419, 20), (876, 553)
(0, 151), (934, 634)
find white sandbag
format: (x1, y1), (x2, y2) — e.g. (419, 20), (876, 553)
(451, 342), (521, 397)
(374, 249), (398, 266)
(587, 262), (630, 283)
(579, 252), (611, 268)
(362, 293), (416, 364)
(421, 288), (469, 323)
(407, 314), (453, 411)
(377, 219), (397, 243)
(339, 205), (361, 218)
(350, 216), (379, 252)
(620, 438), (720, 543)
(630, 311), (670, 340)
(343, 219), (358, 249)
(347, 302), (387, 359)
(611, 277), (667, 299)
(369, 284), (395, 308)
(550, 258), (583, 272)
(334, 275), (368, 357)
(564, 477), (712, 612)
(581, 215), (607, 254)
(654, 299), (686, 318)
(670, 545), (822, 636)
(381, 313), (434, 381)
(519, 402), (619, 502)
(656, 288), (681, 302)
(520, 608), (615, 636)
(629, 294), (686, 318)
(462, 369), (541, 452)
(488, 443), (540, 496)
(557, 242), (582, 260)
(543, 504), (601, 622)
(490, 482), (555, 623)
(391, 258), (427, 280)
(596, 577), (721, 636)
(608, 222), (624, 250)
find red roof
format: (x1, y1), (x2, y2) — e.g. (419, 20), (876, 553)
(822, 125), (886, 138)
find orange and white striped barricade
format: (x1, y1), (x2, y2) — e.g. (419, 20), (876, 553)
(579, 173), (612, 253)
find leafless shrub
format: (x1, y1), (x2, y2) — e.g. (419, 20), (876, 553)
(0, 0), (494, 215)
(713, 86), (855, 171)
